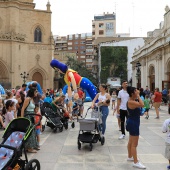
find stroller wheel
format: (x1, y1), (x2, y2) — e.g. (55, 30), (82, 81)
(64, 123), (68, 130)
(101, 136), (105, 145)
(78, 141), (81, 150)
(42, 125), (45, 132)
(25, 159), (40, 170)
(71, 122), (75, 128)
(89, 143), (93, 151)
(53, 127), (57, 133)
(59, 126), (63, 132)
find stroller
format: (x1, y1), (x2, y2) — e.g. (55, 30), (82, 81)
(41, 102), (69, 133)
(0, 114), (41, 170)
(77, 107), (105, 151)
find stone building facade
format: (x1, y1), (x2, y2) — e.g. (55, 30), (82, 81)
(0, 0), (54, 89)
(131, 5), (170, 91)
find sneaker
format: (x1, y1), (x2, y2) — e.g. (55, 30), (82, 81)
(133, 162), (146, 169)
(127, 157), (134, 161)
(119, 134), (125, 140)
(167, 165), (170, 170)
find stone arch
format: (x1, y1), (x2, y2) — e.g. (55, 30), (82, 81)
(31, 23), (46, 35)
(0, 59), (10, 88)
(28, 66), (48, 89)
(148, 64), (155, 92)
(166, 58), (170, 81)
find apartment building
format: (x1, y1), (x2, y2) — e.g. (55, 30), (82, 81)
(92, 12), (116, 39)
(54, 33), (94, 71)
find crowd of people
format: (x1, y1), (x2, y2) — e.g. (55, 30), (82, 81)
(1, 81), (170, 169)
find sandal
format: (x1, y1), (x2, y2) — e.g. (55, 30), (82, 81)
(27, 149), (37, 153)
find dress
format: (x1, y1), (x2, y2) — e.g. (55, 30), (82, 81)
(24, 99), (37, 149)
(126, 103), (140, 136)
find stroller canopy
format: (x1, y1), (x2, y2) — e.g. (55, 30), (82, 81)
(0, 84), (5, 95)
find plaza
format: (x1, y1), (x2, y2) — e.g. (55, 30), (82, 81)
(0, 102), (168, 170)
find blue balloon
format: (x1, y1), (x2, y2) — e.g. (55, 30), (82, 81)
(0, 84), (5, 95)
(26, 81), (43, 95)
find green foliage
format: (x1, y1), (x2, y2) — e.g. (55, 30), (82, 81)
(65, 56), (97, 85)
(100, 46), (128, 83)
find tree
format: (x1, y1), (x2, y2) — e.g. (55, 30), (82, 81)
(100, 46), (128, 83)
(66, 56), (97, 85)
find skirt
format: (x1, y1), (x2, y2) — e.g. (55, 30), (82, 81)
(24, 111), (38, 149)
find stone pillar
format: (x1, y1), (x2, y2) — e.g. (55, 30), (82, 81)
(140, 58), (146, 88)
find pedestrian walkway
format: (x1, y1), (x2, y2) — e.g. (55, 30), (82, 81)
(0, 102), (169, 170)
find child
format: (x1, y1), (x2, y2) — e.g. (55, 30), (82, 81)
(111, 91), (117, 109)
(162, 116), (170, 170)
(144, 95), (150, 119)
(34, 104), (42, 150)
(3, 100), (15, 128)
(72, 99), (79, 118)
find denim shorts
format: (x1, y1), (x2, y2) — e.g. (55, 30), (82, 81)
(36, 128), (41, 135)
(126, 118), (140, 136)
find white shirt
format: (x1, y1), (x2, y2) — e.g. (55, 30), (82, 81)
(117, 89), (129, 110)
(162, 118), (170, 143)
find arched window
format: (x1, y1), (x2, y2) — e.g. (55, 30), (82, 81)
(34, 27), (42, 42)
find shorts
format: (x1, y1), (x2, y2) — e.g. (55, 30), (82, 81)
(165, 142), (170, 159)
(153, 102), (161, 108)
(116, 114), (120, 118)
(72, 110), (79, 116)
(126, 118), (140, 136)
(112, 100), (115, 102)
(145, 108), (150, 112)
(36, 128), (41, 135)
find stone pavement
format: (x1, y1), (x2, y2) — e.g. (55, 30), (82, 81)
(0, 103), (169, 170)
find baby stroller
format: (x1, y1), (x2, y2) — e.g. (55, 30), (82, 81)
(0, 114), (41, 170)
(77, 107), (105, 151)
(42, 102), (68, 132)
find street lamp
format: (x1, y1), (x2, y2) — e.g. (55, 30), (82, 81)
(135, 62), (141, 89)
(20, 72), (29, 84)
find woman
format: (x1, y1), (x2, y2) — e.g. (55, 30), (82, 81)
(17, 91), (25, 117)
(126, 86), (146, 169)
(21, 87), (38, 153)
(51, 94), (66, 112)
(91, 84), (111, 136)
(152, 87), (162, 119)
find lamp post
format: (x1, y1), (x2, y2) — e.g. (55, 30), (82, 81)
(135, 62), (141, 89)
(20, 72), (29, 84)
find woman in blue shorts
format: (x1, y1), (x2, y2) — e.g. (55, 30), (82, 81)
(126, 86), (146, 169)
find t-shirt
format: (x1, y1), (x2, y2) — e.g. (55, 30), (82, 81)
(112, 94), (117, 101)
(4, 111), (14, 128)
(154, 92), (162, 102)
(162, 118), (170, 143)
(16, 89), (26, 98)
(117, 89), (129, 110)
(44, 97), (52, 103)
(144, 99), (150, 109)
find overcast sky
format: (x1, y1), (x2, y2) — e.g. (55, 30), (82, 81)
(33, 0), (170, 37)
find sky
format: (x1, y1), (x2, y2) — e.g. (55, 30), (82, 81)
(33, 0), (170, 37)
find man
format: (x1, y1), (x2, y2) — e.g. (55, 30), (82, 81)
(117, 80), (129, 139)
(162, 88), (168, 105)
(144, 86), (150, 97)
(16, 84), (27, 98)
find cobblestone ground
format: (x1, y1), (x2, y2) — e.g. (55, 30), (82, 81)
(0, 102), (169, 170)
